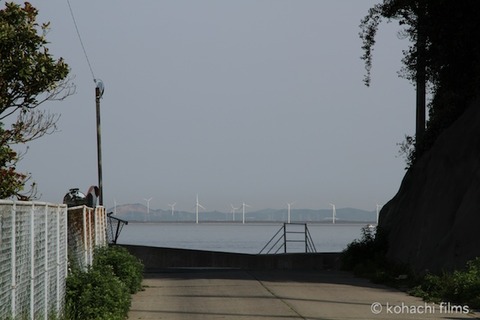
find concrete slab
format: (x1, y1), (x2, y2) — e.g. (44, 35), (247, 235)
(128, 269), (479, 320)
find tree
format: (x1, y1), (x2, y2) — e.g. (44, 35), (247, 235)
(0, 2), (73, 199)
(360, 0), (480, 166)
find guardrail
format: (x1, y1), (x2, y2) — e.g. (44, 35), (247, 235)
(106, 211), (128, 244)
(259, 223), (317, 254)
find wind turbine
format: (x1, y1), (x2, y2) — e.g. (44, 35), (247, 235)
(143, 197), (152, 222)
(230, 204), (239, 221)
(329, 203), (336, 224)
(113, 198), (117, 215)
(287, 202), (295, 224)
(195, 194), (205, 224)
(241, 202), (250, 224)
(376, 203), (382, 224)
(168, 202), (176, 216)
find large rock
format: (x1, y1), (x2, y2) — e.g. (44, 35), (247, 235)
(380, 101), (480, 273)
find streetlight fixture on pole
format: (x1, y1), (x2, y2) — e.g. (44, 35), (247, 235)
(95, 80), (105, 206)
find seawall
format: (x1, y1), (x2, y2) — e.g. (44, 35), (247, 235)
(120, 244), (342, 271)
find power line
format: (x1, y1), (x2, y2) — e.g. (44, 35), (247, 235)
(66, 0), (96, 83)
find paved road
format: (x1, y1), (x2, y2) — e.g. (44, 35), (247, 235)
(128, 269), (478, 320)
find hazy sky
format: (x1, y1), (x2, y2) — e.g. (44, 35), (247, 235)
(14, 0), (415, 212)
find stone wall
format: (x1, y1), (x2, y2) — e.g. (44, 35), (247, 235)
(380, 101), (480, 273)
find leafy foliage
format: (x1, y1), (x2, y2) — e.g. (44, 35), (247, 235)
(0, 2), (70, 117)
(65, 265), (130, 320)
(344, 230), (480, 308)
(341, 226), (388, 276)
(341, 226), (416, 286)
(360, 1), (422, 88)
(0, 125), (26, 198)
(65, 245), (144, 320)
(93, 245), (144, 294)
(410, 258), (480, 308)
(396, 135), (416, 169)
(361, 0), (480, 166)
(0, 2), (73, 199)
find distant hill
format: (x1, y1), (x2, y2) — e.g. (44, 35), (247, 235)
(108, 203), (376, 224)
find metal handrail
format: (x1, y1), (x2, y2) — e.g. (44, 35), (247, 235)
(259, 223), (317, 254)
(305, 224), (317, 253)
(106, 211), (128, 244)
(259, 225), (284, 254)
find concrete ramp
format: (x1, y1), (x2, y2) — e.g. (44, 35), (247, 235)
(128, 269), (477, 320)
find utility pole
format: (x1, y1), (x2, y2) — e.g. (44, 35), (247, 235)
(95, 80), (105, 205)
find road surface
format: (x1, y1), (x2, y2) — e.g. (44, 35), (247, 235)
(128, 269), (478, 320)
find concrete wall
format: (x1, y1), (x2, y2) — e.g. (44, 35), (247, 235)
(120, 244), (342, 271)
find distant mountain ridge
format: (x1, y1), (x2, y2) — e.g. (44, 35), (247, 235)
(108, 203), (377, 223)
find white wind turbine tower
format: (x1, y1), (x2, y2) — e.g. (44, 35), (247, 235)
(241, 202), (250, 224)
(113, 198), (117, 215)
(168, 202), (176, 216)
(143, 197), (152, 222)
(230, 204), (239, 221)
(329, 203), (336, 224)
(287, 202), (295, 223)
(195, 194), (205, 224)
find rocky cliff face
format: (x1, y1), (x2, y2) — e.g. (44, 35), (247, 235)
(380, 101), (480, 273)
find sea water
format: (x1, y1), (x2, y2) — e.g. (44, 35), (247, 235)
(117, 222), (368, 254)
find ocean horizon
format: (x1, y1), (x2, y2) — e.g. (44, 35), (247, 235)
(117, 222), (370, 254)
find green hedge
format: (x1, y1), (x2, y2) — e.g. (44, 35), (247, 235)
(93, 246), (144, 294)
(65, 245), (144, 320)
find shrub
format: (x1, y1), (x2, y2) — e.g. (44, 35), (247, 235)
(65, 265), (130, 320)
(341, 226), (386, 273)
(65, 245), (144, 320)
(341, 226), (415, 287)
(93, 245), (144, 294)
(411, 257), (480, 308)
(344, 228), (480, 308)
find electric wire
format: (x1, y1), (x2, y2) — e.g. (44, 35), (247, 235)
(66, 0), (97, 83)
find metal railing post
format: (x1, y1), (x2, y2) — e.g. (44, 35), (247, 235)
(114, 220), (121, 244)
(11, 201), (16, 318)
(88, 208), (93, 265)
(30, 204), (35, 319)
(304, 224), (307, 253)
(82, 206), (88, 268)
(56, 205), (61, 314)
(44, 204), (48, 320)
(64, 205), (68, 278)
(94, 207), (98, 246)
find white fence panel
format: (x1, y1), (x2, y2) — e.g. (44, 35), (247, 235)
(0, 202), (107, 319)
(0, 200), (68, 320)
(67, 205), (107, 270)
